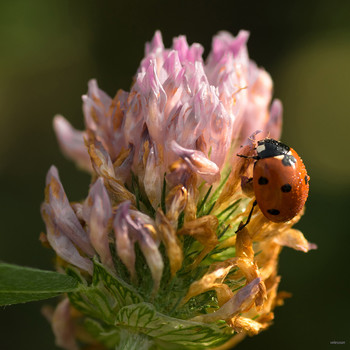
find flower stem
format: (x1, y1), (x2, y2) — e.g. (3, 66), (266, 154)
(117, 329), (153, 350)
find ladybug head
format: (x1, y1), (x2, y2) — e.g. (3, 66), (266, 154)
(256, 138), (290, 159)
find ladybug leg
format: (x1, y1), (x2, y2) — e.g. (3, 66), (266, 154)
(236, 200), (257, 232)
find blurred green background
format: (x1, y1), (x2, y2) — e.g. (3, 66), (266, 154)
(0, 0), (349, 349)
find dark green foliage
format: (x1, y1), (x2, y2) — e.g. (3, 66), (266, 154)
(0, 263), (80, 306)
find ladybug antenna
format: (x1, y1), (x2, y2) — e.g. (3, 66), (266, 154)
(236, 154), (259, 160)
(236, 200), (257, 233)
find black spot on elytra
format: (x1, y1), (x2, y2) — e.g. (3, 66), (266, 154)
(304, 175), (308, 185)
(281, 184), (292, 192)
(267, 209), (280, 215)
(258, 176), (269, 185)
(282, 154), (297, 167)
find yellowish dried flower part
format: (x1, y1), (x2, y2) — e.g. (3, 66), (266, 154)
(156, 209), (183, 277)
(214, 144), (255, 211)
(85, 133), (136, 205)
(165, 185), (188, 230)
(180, 258), (237, 306)
(178, 215), (219, 267)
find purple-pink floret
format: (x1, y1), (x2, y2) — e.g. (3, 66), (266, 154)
(46, 29), (283, 288)
(171, 140), (220, 184)
(41, 166), (94, 274)
(114, 201), (163, 294)
(54, 30), (282, 191)
(83, 178), (114, 271)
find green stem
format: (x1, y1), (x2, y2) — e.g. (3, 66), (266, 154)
(116, 328), (153, 350)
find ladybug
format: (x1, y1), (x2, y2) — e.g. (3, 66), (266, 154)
(238, 138), (310, 227)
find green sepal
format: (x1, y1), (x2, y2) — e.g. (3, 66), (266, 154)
(68, 259), (143, 324)
(92, 260), (143, 305)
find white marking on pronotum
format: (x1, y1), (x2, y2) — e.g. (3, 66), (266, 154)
(257, 144), (266, 153)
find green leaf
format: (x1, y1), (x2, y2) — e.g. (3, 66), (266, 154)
(0, 263), (80, 306)
(116, 303), (232, 349)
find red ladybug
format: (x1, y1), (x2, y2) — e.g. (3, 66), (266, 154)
(238, 138), (310, 226)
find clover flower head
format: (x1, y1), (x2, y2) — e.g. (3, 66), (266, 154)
(42, 30), (315, 350)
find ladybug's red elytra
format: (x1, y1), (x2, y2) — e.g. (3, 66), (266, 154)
(238, 138), (310, 227)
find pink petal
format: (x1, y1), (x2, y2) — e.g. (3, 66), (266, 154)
(113, 201), (136, 280)
(125, 211), (163, 295)
(114, 201), (163, 294)
(87, 138), (115, 178)
(53, 115), (92, 172)
(52, 298), (78, 350)
(191, 278), (261, 323)
(84, 178), (114, 271)
(266, 98), (283, 140)
(137, 60), (167, 145)
(236, 65), (273, 144)
(171, 141), (220, 184)
(145, 30), (164, 56)
(114, 146), (135, 183)
(41, 204), (93, 274)
(82, 80), (126, 161)
(144, 142), (163, 209)
(211, 30), (250, 62)
(172, 35), (204, 64)
(45, 166), (94, 257)
(82, 80), (112, 131)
